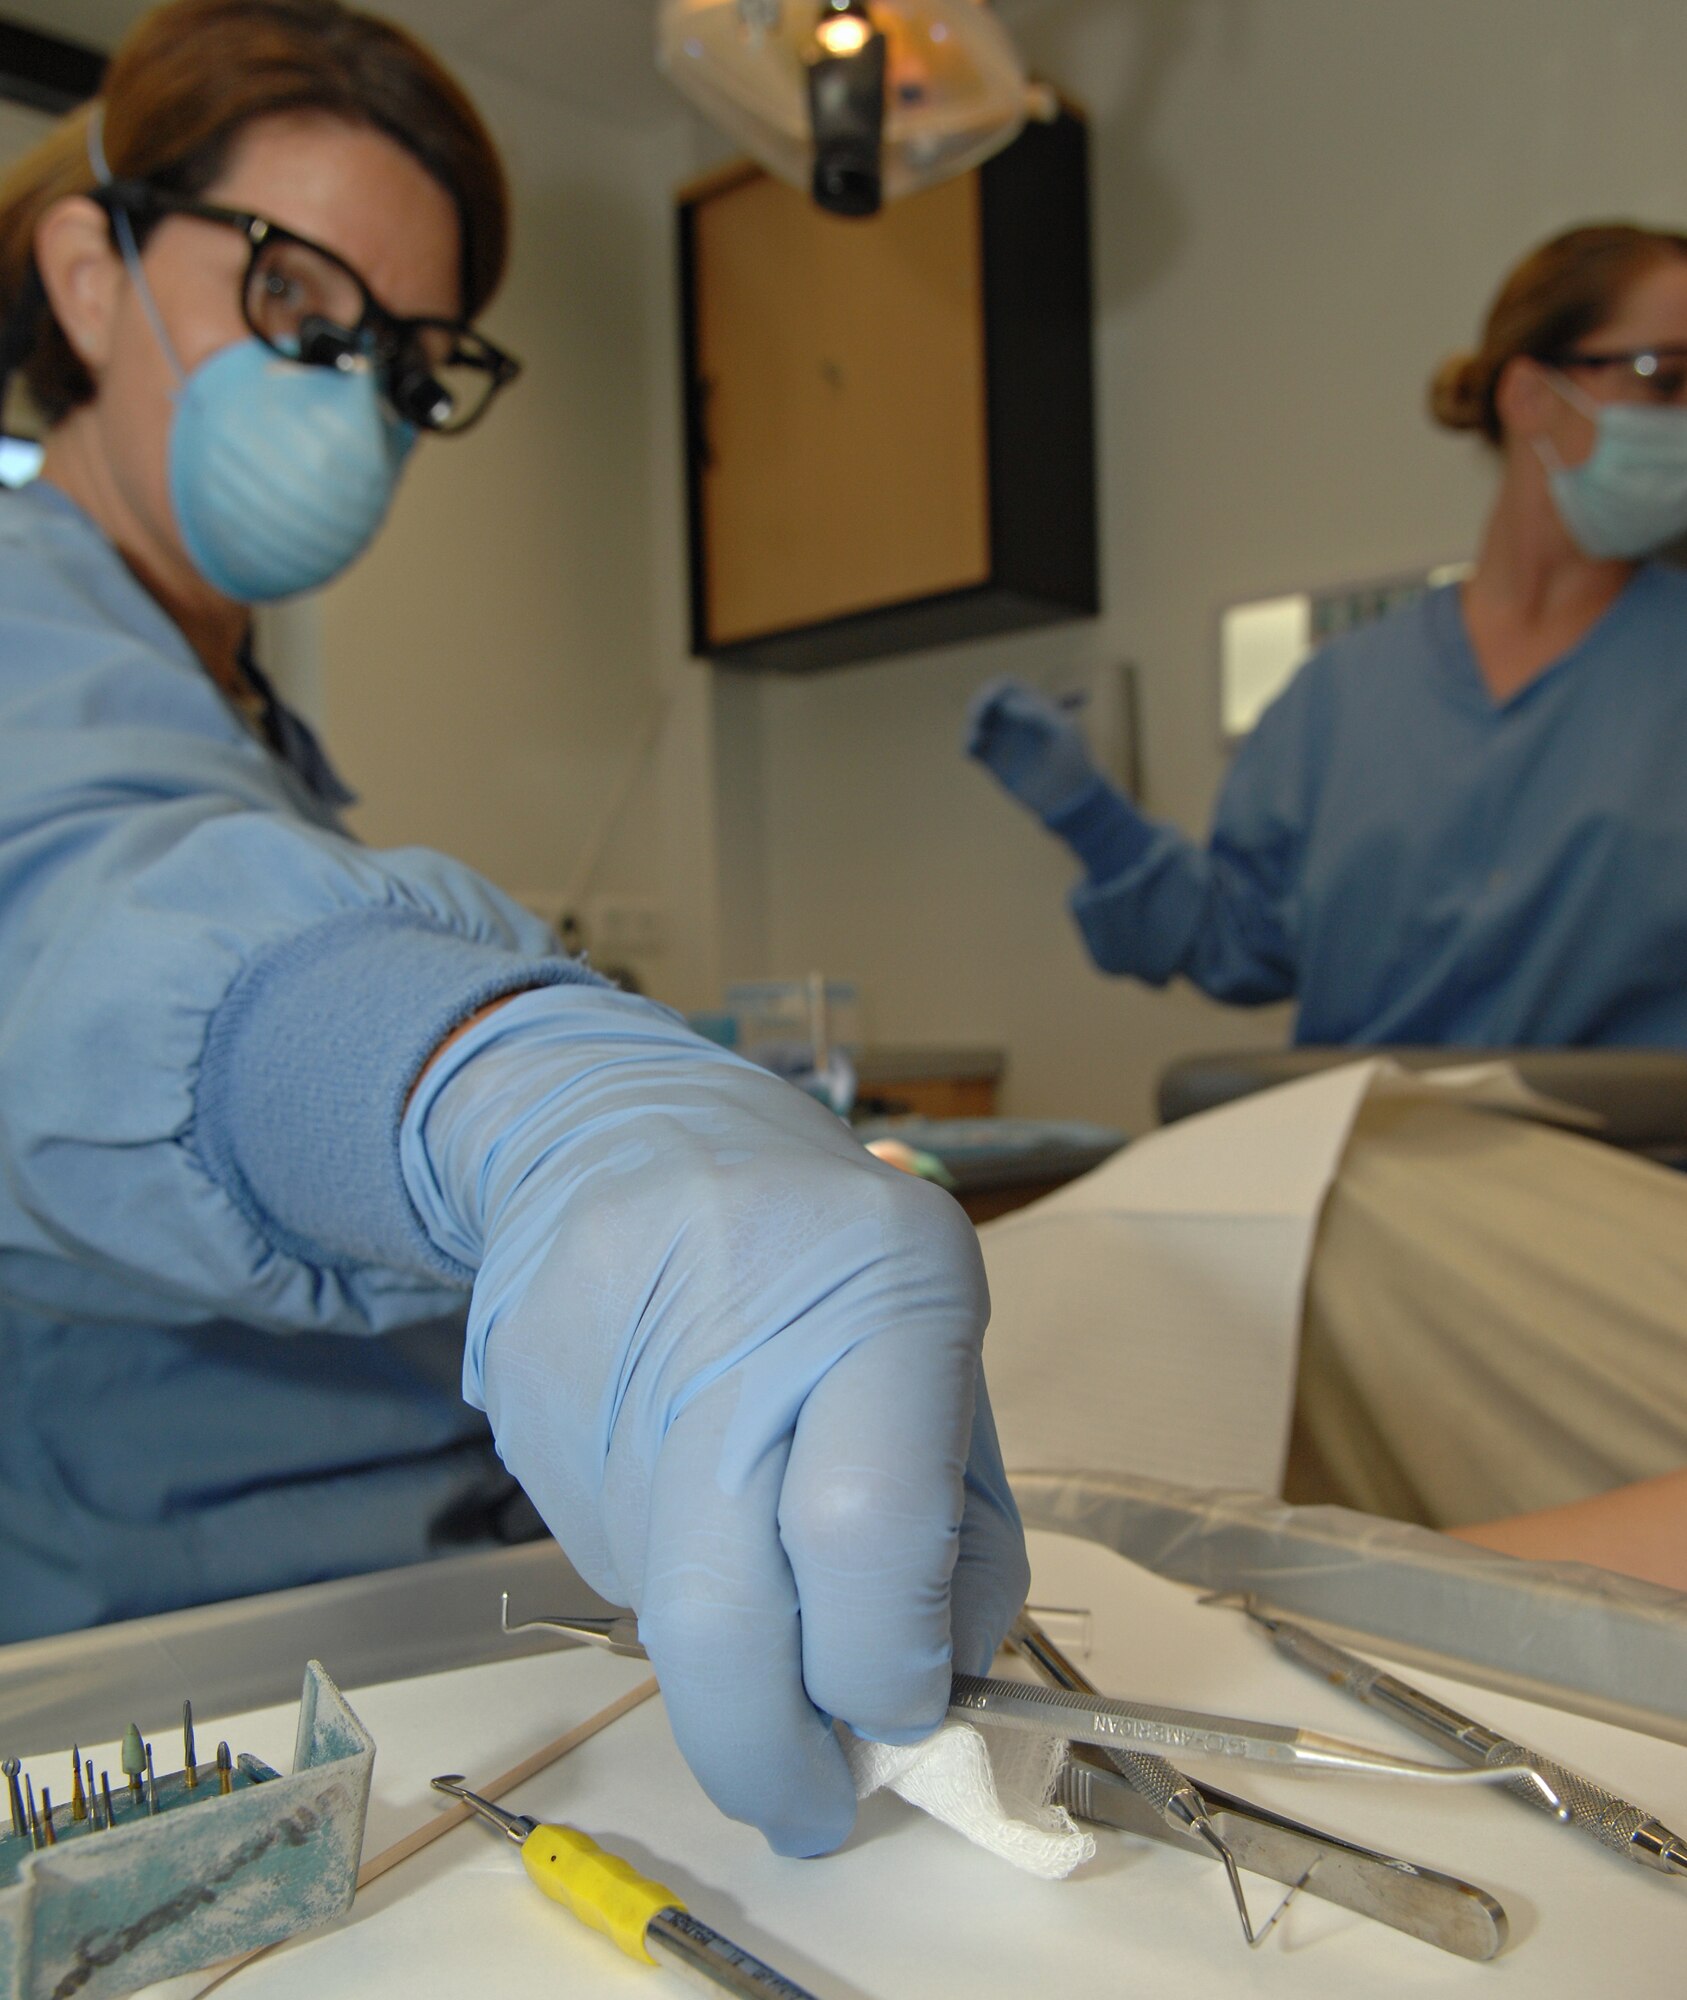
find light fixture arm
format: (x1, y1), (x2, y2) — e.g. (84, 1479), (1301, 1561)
(658, 0), (1038, 215)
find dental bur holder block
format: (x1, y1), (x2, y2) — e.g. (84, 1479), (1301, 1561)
(0, 1661), (373, 2000)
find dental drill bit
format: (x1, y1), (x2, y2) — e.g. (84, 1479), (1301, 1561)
(39, 1787), (56, 1845)
(3, 1758), (24, 1840)
(144, 1743), (159, 1817)
(24, 1775), (40, 1850)
(216, 1743), (232, 1796)
(182, 1701), (198, 1789)
(70, 1747), (87, 1822)
(121, 1722), (145, 1802)
(84, 1759), (97, 1827)
(1009, 1610), (1297, 1947)
(101, 1771), (115, 1830)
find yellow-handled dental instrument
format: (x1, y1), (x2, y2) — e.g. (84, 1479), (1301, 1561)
(429, 1776), (820, 1999)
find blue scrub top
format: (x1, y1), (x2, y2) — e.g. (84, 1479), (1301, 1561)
(0, 482), (577, 1640)
(1059, 569), (1687, 1045)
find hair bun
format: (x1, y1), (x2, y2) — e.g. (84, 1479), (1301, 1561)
(1429, 352), (1487, 432)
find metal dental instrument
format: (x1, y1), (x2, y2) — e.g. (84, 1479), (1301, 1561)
(1233, 1598), (1687, 1880)
(949, 1674), (1558, 1798)
(502, 1592), (648, 1656)
(23, 1776), (39, 1851)
(217, 1742), (233, 1796)
(70, 1746), (87, 1823)
(39, 1787), (56, 1845)
(430, 1775), (821, 2000)
(144, 1743), (159, 1817)
(3, 1759), (23, 1841)
(182, 1701), (199, 1790)
(1055, 1754), (1511, 1962)
(101, 1772), (115, 1830)
(503, 1597), (1563, 1801)
(1007, 1609), (1286, 1948)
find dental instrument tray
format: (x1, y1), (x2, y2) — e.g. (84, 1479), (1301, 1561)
(0, 1659), (372, 2000)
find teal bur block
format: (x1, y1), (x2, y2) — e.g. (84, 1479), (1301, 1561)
(0, 1660), (373, 2000)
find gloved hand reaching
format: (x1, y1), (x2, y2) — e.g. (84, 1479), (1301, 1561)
(963, 678), (1101, 820)
(401, 985), (1029, 1858)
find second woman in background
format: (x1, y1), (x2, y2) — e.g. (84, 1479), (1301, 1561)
(968, 223), (1687, 1049)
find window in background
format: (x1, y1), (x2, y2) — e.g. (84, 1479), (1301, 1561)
(0, 438), (43, 486)
(0, 48), (98, 478)
(1220, 563), (1472, 739)
(0, 94), (58, 480)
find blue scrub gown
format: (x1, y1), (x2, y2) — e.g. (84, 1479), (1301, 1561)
(0, 482), (586, 1640)
(1050, 571), (1687, 1045)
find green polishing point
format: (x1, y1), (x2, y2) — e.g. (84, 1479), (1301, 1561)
(120, 1724), (145, 1780)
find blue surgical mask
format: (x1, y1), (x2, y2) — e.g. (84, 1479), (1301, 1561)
(167, 338), (414, 601)
(1537, 371), (1687, 559)
(88, 112), (414, 601)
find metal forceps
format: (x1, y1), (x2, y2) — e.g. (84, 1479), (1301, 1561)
(1007, 1610), (1508, 1959)
(1006, 1609), (1297, 1947)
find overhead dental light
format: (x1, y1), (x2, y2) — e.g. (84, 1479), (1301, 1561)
(807, 2), (887, 215)
(814, 0), (876, 57)
(656, 0), (1047, 219)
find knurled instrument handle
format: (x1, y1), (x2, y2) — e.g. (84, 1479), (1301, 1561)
(1104, 1748), (1185, 1818)
(1484, 1744), (1653, 1848)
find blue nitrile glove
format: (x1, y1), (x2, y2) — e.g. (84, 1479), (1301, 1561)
(963, 677), (1100, 820)
(401, 985), (1029, 1858)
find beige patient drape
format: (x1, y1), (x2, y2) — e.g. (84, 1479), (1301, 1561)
(1288, 1099), (1687, 1527)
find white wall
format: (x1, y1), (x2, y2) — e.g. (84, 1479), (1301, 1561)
(308, 70), (734, 1015)
(315, 75), (665, 922)
(0, 100), (53, 175)
(718, 0), (1687, 1131)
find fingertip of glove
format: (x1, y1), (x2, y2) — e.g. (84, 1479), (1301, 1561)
(762, 1793), (858, 1859)
(950, 1628), (1005, 1679)
(949, 1570), (1032, 1678)
(963, 675), (1017, 735)
(853, 1719), (936, 1750)
(842, 1679), (949, 1750)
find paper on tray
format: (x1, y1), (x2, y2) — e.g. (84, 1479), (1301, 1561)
(977, 1058), (1590, 1495)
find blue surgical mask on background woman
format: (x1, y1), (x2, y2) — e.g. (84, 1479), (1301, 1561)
(1536, 370), (1687, 559)
(90, 121), (414, 602)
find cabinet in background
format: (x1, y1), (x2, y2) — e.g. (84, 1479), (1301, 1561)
(678, 110), (1098, 672)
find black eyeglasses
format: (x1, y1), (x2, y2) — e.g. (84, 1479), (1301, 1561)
(1542, 344), (1687, 405)
(97, 180), (521, 434)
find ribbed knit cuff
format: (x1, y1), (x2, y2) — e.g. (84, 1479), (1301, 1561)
(194, 908), (595, 1279)
(1042, 776), (1157, 885)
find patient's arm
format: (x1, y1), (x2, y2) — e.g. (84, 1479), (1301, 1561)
(1450, 1467), (1687, 1592)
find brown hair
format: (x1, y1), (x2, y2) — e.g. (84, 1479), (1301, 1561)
(1430, 222), (1687, 446)
(0, 0), (508, 426)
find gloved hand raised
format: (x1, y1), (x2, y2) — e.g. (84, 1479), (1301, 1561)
(402, 986), (1029, 1858)
(963, 678), (1100, 820)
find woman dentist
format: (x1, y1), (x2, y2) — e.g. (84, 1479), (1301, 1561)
(968, 224), (1687, 1050)
(0, 0), (1027, 1860)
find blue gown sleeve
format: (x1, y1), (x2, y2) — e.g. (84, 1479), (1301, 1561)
(0, 493), (593, 1335)
(1058, 666), (1321, 1003)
